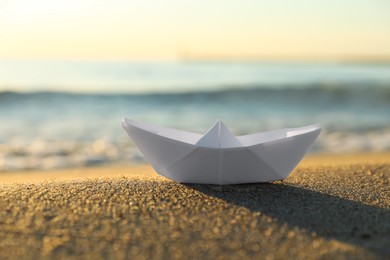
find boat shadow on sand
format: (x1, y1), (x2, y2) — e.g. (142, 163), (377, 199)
(185, 182), (390, 257)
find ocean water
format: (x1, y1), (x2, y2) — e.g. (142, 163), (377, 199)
(0, 60), (389, 171)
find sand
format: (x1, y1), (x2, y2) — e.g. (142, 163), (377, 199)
(0, 153), (389, 259)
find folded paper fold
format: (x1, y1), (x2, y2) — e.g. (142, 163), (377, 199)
(122, 118), (321, 185)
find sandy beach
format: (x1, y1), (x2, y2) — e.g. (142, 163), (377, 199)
(0, 153), (389, 259)
(1, 3), (389, 259)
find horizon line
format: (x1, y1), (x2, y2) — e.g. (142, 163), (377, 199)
(1, 54), (390, 63)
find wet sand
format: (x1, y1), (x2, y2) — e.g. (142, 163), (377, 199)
(0, 153), (389, 259)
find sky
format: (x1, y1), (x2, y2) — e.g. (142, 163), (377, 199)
(0, 0), (389, 61)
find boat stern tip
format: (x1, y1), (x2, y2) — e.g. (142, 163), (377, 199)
(122, 118), (136, 127)
(121, 117), (129, 128)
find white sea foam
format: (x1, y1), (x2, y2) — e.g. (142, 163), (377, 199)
(0, 130), (389, 171)
(317, 130), (390, 153)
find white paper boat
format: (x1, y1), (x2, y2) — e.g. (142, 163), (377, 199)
(122, 118), (320, 185)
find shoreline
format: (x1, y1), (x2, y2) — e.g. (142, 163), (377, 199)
(0, 152), (389, 184)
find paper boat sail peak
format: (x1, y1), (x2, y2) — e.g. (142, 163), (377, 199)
(196, 120), (242, 148)
(122, 118), (320, 185)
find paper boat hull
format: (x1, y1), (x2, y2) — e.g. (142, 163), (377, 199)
(122, 119), (320, 185)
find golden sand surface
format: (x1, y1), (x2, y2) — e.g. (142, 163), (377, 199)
(0, 153), (389, 259)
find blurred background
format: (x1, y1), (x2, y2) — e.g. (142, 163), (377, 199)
(0, 0), (389, 171)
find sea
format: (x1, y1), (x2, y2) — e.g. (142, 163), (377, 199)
(0, 60), (389, 171)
